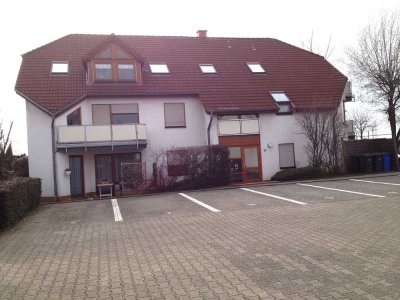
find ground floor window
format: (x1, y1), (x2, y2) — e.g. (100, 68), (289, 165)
(95, 153), (141, 192)
(278, 143), (295, 169)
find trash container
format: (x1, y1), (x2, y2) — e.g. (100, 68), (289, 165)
(349, 155), (360, 173)
(383, 153), (391, 172)
(359, 154), (374, 173)
(373, 154), (384, 172)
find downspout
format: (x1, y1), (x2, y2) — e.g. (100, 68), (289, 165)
(207, 111), (214, 146)
(207, 112), (214, 185)
(51, 117), (59, 202)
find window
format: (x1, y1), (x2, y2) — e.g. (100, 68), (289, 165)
(118, 64), (135, 80)
(270, 92), (293, 114)
(51, 62), (69, 74)
(92, 104), (139, 125)
(95, 64), (112, 80)
(279, 143), (295, 169)
(167, 150), (188, 176)
(67, 108), (81, 125)
(92, 105), (111, 125)
(111, 104), (139, 124)
(246, 62), (266, 73)
(200, 64), (217, 73)
(164, 103), (186, 128)
(150, 64), (170, 74)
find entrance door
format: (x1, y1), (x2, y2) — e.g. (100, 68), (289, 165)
(69, 156), (84, 197)
(243, 147), (261, 183)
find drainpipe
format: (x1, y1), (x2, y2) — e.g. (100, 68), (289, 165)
(207, 112), (214, 185)
(207, 111), (214, 146)
(51, 117), (59, 202)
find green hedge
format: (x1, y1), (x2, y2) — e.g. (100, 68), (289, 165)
(0, 177), (41, 230)
(271, 166), (328, 181)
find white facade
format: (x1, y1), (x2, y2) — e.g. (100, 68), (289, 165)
(26, 92), (347, 198)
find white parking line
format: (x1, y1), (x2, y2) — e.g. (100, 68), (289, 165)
(178, 193), (221, 212)
(111, 198), (123, 222)
(350, 179), (400, 186)
(240, 188), (307, 205)
(297, 183), (386, 198)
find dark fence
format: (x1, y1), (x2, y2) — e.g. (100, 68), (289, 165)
(343, 139), (394, 173)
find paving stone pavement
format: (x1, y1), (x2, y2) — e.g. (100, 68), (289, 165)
(0, 196), (400, 299)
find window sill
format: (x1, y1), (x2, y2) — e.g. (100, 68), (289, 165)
(165, 126), (186, 129)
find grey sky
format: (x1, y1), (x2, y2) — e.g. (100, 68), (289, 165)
(1, 0), (399, 154)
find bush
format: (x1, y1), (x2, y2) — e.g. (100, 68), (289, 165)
(12, 156), (29, 177)
(0, 177), (41, 230)
(271, 166), (328, 181)
(151, 145), (231, 191)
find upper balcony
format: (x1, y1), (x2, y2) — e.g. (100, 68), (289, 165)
(57, 124), (147, 151)
(218, 119), (259, 136)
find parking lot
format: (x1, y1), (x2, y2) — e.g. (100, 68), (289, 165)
(1, 174), (400, 299)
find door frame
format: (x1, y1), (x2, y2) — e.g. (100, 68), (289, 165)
(69, 155), (85, 198)
(241, 146), (262, 183)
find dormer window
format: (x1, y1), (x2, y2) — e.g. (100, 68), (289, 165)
(150, 64), (170, 74)
(200, 64), (217, 74)
(118, 64), (135, 80)
(270, 92), (293, 114)
(247, 62), (266, 73)
(95, 64), (112, 80)
(89, 43), (139, 82)
(51, 62), (69, 74)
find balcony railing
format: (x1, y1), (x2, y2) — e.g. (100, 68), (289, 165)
(57, 124), (147, 151)
(218, 119), (259, 136)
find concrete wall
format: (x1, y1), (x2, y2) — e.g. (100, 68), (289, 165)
(26, 101), (54, 197)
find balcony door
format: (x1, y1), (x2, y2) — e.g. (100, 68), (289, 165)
(69, 156), (84, 197)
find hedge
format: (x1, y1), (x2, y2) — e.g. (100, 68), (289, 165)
(0, 177), (41, 230)
(271, 166), (328, 181)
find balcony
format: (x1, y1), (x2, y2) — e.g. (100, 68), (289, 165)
(57, 124), (147, 151)
(218, 119), (259, 136)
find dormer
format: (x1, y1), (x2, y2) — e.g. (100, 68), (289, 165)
(85, 37), (143, 84)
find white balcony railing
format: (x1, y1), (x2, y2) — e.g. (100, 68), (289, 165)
(57, 124), (147, 150)
(218, 119), (259, 136)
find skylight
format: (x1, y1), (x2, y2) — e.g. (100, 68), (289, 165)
(149, 64), (170, 74)
(270, 92), (290, 102)
(51, 62), (69, 74)
(270, 92), (292, 114)
(200, 64), (217, 73)
(247, 62), (266, 73)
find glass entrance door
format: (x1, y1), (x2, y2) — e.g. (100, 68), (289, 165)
(243, 147), (261, 183)
(69, 156), (84, 197)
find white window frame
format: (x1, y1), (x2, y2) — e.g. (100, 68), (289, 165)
(199, 64), (217, 74)
(246, 62), (266, 73)
(149, 63), (170, 74)
(51, 62), (69, 74)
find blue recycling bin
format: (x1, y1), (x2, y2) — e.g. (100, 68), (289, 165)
(383, 153), (391, 172)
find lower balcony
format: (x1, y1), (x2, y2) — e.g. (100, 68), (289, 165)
(57, 124), (147, 151)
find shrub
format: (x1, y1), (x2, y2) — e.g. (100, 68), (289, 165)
(0, 177), (41, 230)
(12, 156), (29, 177)
(271, 166), (328, 181)
(151, 145), (230, 191)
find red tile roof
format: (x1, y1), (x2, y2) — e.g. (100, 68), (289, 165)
(15, 34), (347, 116)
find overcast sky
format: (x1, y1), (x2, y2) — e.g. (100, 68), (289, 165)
(1, 0), (399, 154)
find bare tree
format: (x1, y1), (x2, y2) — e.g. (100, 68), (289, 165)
(302, 30), (334, 59)
(347, 11), (400, 170)
(0, 120), (13, 179)
(349, 107), (376, 139)
(297, 109), (343, 174)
